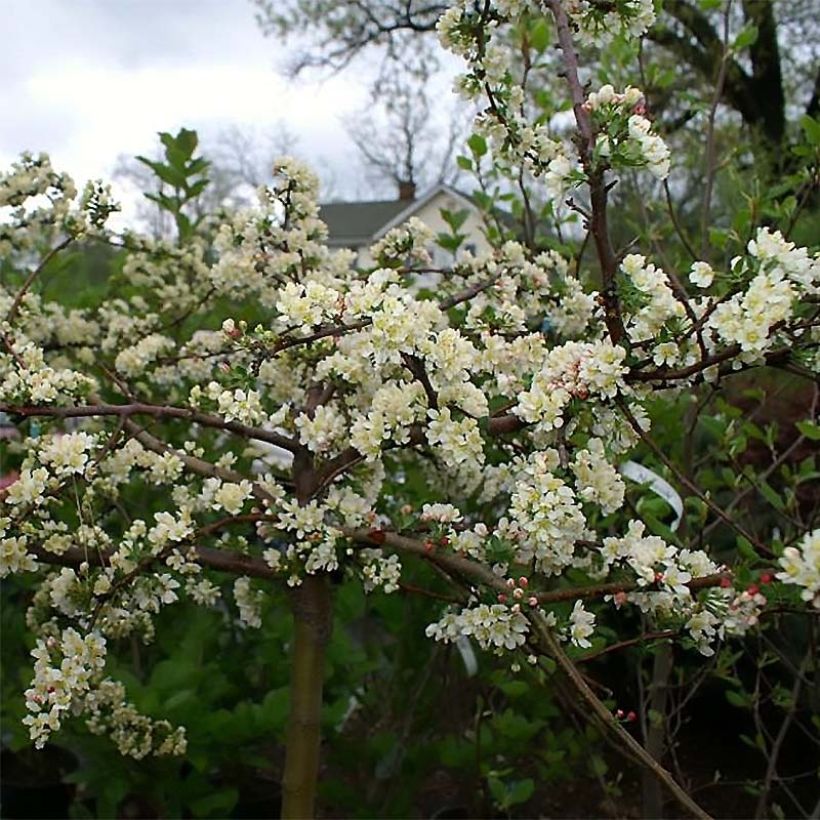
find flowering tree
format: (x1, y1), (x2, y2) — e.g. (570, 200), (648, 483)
(2, 2), (819, 818)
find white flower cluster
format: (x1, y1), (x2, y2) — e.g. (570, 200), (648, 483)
(621, 254), (686, 342)
(587, 85), (670, 178)
(0, 338), (96, 405)
(23, 628), (106, 748)
(0, 523), (37, 577)
(600, 520), (715, 593)
(748, 228), (820, 293)
(189, 382), (266, 425)
(777, 529), (820, 608)
(506, 451), (590, 575)
(5, 468), (50, 509)
(427, 406), (485, 472)
(114, 333), (175, 377)
(563, 0), (656, 46)
(571, 438), (625, 515)
(38, 431), (97, 477)
(709, 274), (795, 358)
(515, 339), (627, 430)
(707, 229), (819, 360)
(200, 477), (254, 515)
(426, 603), (529, 653)
(234, 576), (264, 628)
(277, 281), (342, 331)
(568, 600), (595, 648)
(295, 405), (347, 453)
(101, 438), (184, 486)
(0, 152), (79, 252)
(84, 678), (187, 759)
(420, 503), (464, 524)
(370, 217), (435, 268)
(596, 521), (753, 655)
(683, 586), (767, 657)
(360, 549), (402, 594)
(350, 381), (427, 460)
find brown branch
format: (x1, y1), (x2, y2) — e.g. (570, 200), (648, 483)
(528, 612), (712, 819)
(536, 572), (730, 605)
(576, 630), (677, 664)
(544, 0), (627, 345)
(1, 401), (300, 453)
(122, 419), (283, 504)
(6, 237), (74, 324)
(30, 540), (277, 582)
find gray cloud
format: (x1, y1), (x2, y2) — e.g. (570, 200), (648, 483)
(1, 0), (375, 209)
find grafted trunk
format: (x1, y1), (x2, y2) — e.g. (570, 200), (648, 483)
(281, 573), (333, 819)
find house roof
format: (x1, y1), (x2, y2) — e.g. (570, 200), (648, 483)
(319, 184), (478, 247)
(318, 199), (410, 247)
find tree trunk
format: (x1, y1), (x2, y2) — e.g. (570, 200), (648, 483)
(642, 642), (674, 819)
(281, 573), (333, 819)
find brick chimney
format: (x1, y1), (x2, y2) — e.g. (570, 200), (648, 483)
(398, 180), (416, 201)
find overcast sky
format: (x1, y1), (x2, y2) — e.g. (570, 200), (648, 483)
(1, 0), (392, 221)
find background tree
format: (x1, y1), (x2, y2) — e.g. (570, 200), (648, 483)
(344, 66), (471, 197)
(254, 0), (819, 150)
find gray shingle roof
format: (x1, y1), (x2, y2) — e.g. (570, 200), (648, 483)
(318, 199), (411, 246)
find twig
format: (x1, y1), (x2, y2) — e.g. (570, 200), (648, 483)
(528, 611), (712, 819)
(6, 237), (74, 324)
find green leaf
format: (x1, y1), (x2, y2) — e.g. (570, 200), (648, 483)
(436, 232), (459, 252)
(441, 207), (469, 232)
(136, 157), (187, 189)
(726, 689), (751, 708)
(506, 778), (535, 806)
(176, 127), (199, 158)
(800, 115), (820, 146)
(188, 788), (238, 818)
(176, 212), (193, 241)
(144, 191), (178, 213)
(187, 179), (210, 198)
(472, 190), (493, 211)
(467, 133), (488, 157)
(186, 157), (211, 177)
(733, 23), (758, 50)
(757, 480), (785, 512)
(530, 19), (551, 52)
(796, 420), (820, 441)
(456, 154), (473, 171)
(736, 536), (759, 562)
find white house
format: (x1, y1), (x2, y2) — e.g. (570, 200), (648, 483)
(318, 182), (492, 268)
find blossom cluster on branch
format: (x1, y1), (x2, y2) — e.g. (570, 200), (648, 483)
(1, 0), (818, 763)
